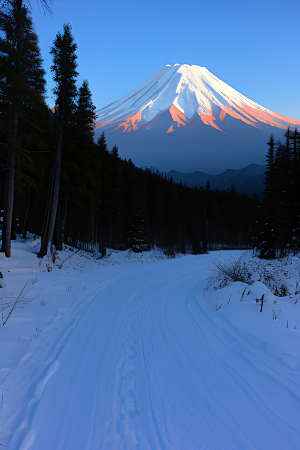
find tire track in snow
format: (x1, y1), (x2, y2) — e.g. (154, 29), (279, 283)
(139, 289), (171, 450)
(182, 287), (300, 446)
(5, 275), (126, 450)
(95, 283), (165, 450)
(4, 255), (300, 449)
(138, 269), (205, 450)
(89, 264), (202, 449)
(114, 289), (148, 447)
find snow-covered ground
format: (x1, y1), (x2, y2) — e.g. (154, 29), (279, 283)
(0, 240), (299, 449)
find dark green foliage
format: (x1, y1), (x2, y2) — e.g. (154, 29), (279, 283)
(59, 140), (255, 254)
(128, 206), (149, 253)
(0, 0), (47, 256)
(50, 23), (78, 122)
(74, 80), (96, 141)
(63, 79), (98, 209)
(97, 132), (108, 154)
(257, 135), (277, 258)
(39, 23), (79, 256)
(0, 2), (46, 115)
(58, 79), (100, 248)
(16, 125), (257, 254)
(256, 128), (300, 258)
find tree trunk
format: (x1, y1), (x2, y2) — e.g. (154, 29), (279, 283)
(22, 192), (31, 238)
(89, 208), (95, 246)
(55, 188), (68, 251)
(61, 189), (68, 245)
(1, 1), (23, 257)
(39, 121), (63, 257)
(2, 111), (18, 258)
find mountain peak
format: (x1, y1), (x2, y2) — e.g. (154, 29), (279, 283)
(96, 63), (299, 132)
(94, 64), (300, 173)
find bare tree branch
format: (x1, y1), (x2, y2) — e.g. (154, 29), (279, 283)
(0, 0), (54, 16)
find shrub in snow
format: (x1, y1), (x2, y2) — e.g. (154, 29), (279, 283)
(248, 255), (300, 297)
(1, 277), (38, 325)
(205, 254), (252, 291)
(205, 253), (300, 303)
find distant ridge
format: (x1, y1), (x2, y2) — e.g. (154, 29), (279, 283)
(165, 164), (266, 197)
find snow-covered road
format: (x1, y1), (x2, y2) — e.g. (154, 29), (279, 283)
(2, 251), (300, 449)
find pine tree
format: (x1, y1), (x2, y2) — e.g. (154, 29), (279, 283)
(276, 134), (292, 255)
(62, 79), (99, 248)
(63, 78), (98, 212)
(74, 80), (96, 141)
(257, 130), (300, 258)
(264, 135), (276, 197)
(128, 205), (149, 253)
(111, 144), (119, 158)
(257, 135), (277, 258)
(289, 129), (300, 253)
(0, 0), (46, 257)
(97, 132), (108, 154)
(39, 23), (78, 257)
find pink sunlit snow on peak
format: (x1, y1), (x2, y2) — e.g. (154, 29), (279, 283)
(95, 63), (300, 134)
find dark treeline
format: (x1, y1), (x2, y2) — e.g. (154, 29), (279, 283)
(1, 1), (257, 257)
(12, 131), (257, 255)
(255, 129), (300, 258)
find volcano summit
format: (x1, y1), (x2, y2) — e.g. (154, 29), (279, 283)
(95, 64), (300, 173)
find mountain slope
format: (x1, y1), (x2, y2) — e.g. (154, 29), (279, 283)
(95, 64), (300, 173)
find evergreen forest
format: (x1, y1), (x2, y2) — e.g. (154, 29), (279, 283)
(0, 1), (298, 259)
(255, 129), (300, 258)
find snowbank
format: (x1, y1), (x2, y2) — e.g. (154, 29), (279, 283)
(0, 243), (299, 449)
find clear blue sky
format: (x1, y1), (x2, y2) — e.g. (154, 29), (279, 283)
(31, 0), (300, 119)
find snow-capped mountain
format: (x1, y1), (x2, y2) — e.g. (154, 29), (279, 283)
(95, 64), (300, 173)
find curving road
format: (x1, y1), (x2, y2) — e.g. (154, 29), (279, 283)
(6, 255), (300, 450)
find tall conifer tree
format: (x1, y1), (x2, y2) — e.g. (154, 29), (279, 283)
(74, 80), (96, 141)
(39, 23), (78, 257)
(64, 79), (99, 246)
(257, 130), (299, 258)
(289, 128), (300, 253)
(0, 0), (46, 257)
(257, 135), (276, 258)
